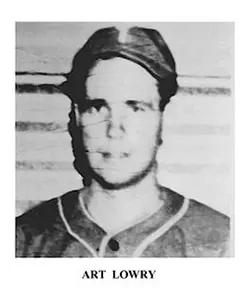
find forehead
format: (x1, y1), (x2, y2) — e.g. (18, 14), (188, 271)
(86, 58), (159, 102)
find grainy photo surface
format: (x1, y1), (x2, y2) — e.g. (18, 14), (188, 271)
(16, 22), (233, 257)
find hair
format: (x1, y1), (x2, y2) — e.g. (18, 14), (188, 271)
(60, 53), (178, 111)
(59, 52), (178, 185)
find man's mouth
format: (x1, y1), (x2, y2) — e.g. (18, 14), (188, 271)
(101, 151), (130, 159)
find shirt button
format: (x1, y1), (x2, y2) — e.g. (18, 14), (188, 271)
(108, 239), (120, 251)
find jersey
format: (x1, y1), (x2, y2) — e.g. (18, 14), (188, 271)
(16, 186), (230, 257)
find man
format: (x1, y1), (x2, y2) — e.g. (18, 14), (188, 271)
(16, 26), (230, 257)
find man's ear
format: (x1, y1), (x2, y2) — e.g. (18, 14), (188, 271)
(73, 103), (81, 126)
(158, 136), (163, 146)
(158, 116), (163, 146)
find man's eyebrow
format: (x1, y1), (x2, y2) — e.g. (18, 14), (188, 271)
(77, 98), (107, 111)
(83, 98), (107, 106)
(126, 100), (154, 109)
(85, 97), (106, 103)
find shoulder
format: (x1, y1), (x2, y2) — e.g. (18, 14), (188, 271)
(181, 198), (230, 236)
(181, 199), (230, 256)
(16, 190), (79, 235)
(16, 190), (80, 257)
(186, 198), (229, 226)
(160, 186), (229, 228)
(160, 186), (231, 256)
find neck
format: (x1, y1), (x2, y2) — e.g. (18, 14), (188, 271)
(81, 170), (163, 233)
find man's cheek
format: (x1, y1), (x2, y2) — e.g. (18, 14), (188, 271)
(82, 124), (104, 140)
(131, 120), (159, 137)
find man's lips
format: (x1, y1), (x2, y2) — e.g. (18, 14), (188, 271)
(101, 151), (130, 159)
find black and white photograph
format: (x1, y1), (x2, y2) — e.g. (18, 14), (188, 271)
(15, 22), (233, 257)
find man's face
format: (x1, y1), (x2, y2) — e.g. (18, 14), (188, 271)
(78, 57), (162, 188)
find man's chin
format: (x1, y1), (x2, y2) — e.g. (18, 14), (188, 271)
(91, 161), (155, 190)
(95, 178), (136, 190)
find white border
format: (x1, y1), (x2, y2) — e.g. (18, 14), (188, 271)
(1, 1), (249, 299)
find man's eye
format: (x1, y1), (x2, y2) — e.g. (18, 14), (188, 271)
(85, 102), (106, 114)
(127, 100), (146, 112)
(87, 105), (100, 113)
(131, 104), (145, 112)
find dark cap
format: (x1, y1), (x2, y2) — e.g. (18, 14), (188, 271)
(62, 26), (178, 101)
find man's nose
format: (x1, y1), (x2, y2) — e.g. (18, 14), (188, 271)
(106, 107), (125, 139)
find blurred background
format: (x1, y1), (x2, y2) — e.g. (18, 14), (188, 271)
(16, 22), (234, 216)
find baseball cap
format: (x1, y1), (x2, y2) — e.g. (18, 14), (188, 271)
(61, 26), (178, 100)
